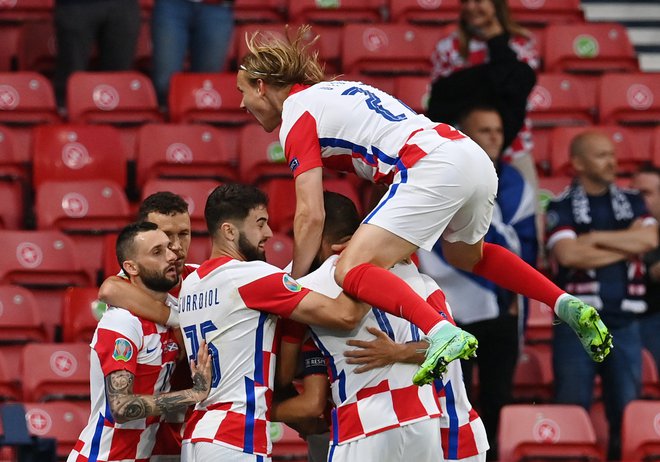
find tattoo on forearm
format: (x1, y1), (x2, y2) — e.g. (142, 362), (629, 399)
(119, 397), (150, 420)
(107, 370), (133, 393)
(192, 372), (208, 392)
(154, 391), (195, 414)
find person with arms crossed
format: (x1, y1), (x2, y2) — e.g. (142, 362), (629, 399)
(273, 192), (488, 462)
(177, 183), (370, 462)
(546, 131), (658, 460)
(68, 221), (212, 462)
(236, 25), (612, 386)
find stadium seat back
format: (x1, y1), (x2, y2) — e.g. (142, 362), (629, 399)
(61, 287), (103, 344)
(507, 0), (584, 27)
(288, 0), (385, 24)
(0, 71), (58, 124)
(621, 400), (660, 461)
(23, 401), (88, 458)
(0, 284), (47, 344)
(598, 72), (660, 126)
(238, 124), (290, 184)
(389, 0), (460, 25)
(529, 73), (597, 128)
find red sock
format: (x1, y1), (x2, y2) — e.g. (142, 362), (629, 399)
(342, 263), (444, 334)
(472, 242), (564, 307)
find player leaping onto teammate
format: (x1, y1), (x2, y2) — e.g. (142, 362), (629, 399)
(236, 25), (612, 385)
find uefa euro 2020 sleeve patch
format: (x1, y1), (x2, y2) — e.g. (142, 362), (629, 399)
(282, 274), (302, 292)
(113, 338), (134, 362)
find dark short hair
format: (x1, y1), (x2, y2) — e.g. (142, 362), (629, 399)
(137, 192), (189, 221)
(116, 221), (159, 269)
(637, 162), (660, 177)
(322, 191), (361, 244)
(205, 183), (268, 236)
(456, 103), (502, 129)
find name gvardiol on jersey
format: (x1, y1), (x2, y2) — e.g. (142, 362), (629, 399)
(179, 288), (219, 313)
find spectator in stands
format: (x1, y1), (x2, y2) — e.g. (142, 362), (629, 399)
(151, 0), (234, 108)
(546, 131), (658, 460)
(417, 104), (537, 460)
(53, 0), (141, 108)
(426, 0), (538, 185)
(631, 165), (660, 372)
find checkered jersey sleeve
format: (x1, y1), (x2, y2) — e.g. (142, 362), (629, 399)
(280, 99), (324, 178)
(237, 269), (311, 318)
(93, 308), (143, 377)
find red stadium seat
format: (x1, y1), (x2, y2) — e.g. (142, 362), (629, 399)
(238, 124), (290, 185)
(507, 0), (584, 27)
(66, 71), (161, 125)
(341, 24), (447, 76)
(547, 125), (649, 177)
(393, 75), (430, 115)
(652, 126), (660, 167)
(16, 21), (57, 76)
(141, 178), (221, 234)
(512, 344), (553, 403)
(270, 421), (308, 461)
(0, 284), (47, 344)
(101, 233), (119, 280)
(260, 178), (296, 234)
(0, 0), (53, 22)
(621, 400), (660, 462)
(598, 72), (660, 126)
(135, 123), (237, 190)
(528, 73), (597, 128)
(642, 348), (660, 399)
(288, 0), (385, 24)
(234, 0), (287, 24)
(389, 0), (460, 25)
(0, 25), (19, 72)
(32, 124), (127, 189)
(168, 72), (252, 125)
(498, 404), (603, 462)
(543, 23), (638, 74)
(0, 181), (24, 230)
(0, 348), (21, 400)
(61, 287), (104, 343)
(524, 298), (555, 344)
(23, 401), (88, 458)
(21, 342), (91, 402)
(35, 180), (132, 279)
(323, 177), (364, 217)
(265, 232), (293, 270)
(0, 125), (26, 180)
(338, 72), (397, 97)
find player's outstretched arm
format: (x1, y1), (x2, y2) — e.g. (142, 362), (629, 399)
(345, 326), (426, 373)
(99, 276), (172, 325)
(291, 167), (325, 279)
(106, 341), (212, 423)
(289, 291), (370, 330)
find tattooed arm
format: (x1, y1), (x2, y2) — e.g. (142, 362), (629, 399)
(106, 341), (212, 423)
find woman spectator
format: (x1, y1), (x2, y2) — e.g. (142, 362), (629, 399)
(427, 0), (539, 182)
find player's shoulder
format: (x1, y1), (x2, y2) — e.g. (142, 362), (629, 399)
(98, 306), (141, 331)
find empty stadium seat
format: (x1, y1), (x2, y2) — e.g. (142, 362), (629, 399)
(61, 287), (103, 343)
(524, 299), (555, 344)
(547, 125), (649, 177)
(621, 400), (660, 461)
(101, 233), (119, 280)
(233, 0), (286, 24)
(0, 25), (19, 72)
(507, 0), (584, 27)
(265, 233), (293, 270)
(16, 21), (57, 76)
(0, 181), (24, 230)
(393, 75), (430, 115)
(23, 401), (88, 458)
(288, 0), (385, 24)
(543, 23), (638, 74)
(498, 404), (603, 462)
(0, 0), (53, 22)
(32, 124), (127, 189)
(260, 178), (296, 234)
(141, 178), (221, 234)
(341, 23), (447, 76)
(35, 180), (132, 280)
(168, 72), (252, 125)
(0, 285), (47, 344)
(598, 72), (660, 126)
(0, 348), (21, 400)
(528, 73), (597, 128)
(512, 344), (553, 403)
(21, 342), (91, 402)
(388, 0), (460, 25)
(135, 123), (237, 190)
(238, 123), (290, 184)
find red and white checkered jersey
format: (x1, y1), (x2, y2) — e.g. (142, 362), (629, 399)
(430, 30), (539, 162)
(177, 256), (310, 457)
(298, 257), (442, 445)
(68, 297), (180, 462)
(280, 81), (466, 184)
(418, 274), (490, 461)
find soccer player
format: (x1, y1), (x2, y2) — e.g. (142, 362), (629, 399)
(273, 192), (488, 462)
(236, 25), (612, 384)
(68, 221), (212, 462)
(177, 183), (371, 461)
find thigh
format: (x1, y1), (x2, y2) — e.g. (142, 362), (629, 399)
(99, 0), (141, 69)
(190, 3), (234, 71)
(364, 137), (497, 251)
(151, 0), (191, 72)
(182, 441), (270, 462)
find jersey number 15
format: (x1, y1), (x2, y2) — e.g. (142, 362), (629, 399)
(183, 321), (221, 388)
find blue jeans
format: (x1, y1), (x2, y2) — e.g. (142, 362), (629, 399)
(553, 318), (642, 459)
(151, 0), (234, 105)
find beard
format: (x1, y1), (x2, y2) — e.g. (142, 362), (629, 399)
(138, 263), (179, 293)
(238, 232), (266, 262)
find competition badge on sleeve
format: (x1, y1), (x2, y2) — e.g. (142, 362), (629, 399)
(113, 338), (133, 362)
(282, 274), (302, 292)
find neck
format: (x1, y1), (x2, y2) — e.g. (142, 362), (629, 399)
(579, 177), (610, 196)
(210, 243), (244, 262)
(132, 279), (168, 303)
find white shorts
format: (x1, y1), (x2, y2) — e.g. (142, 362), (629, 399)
(364, 137), (498, 251)
(328, 418), (444, 462)
(181, 441), (270, 462)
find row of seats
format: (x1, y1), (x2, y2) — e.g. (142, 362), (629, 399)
(0, 0), (585, 27)
(0, 20), (641, 77)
